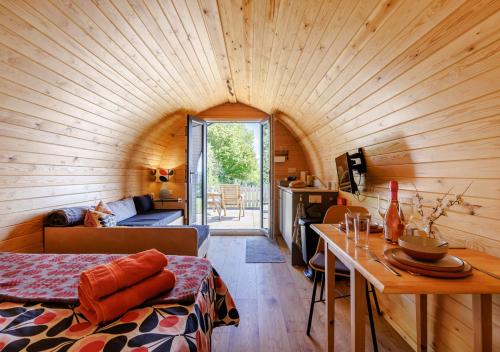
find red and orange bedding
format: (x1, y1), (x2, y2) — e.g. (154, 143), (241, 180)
(0, 253), (239, 351)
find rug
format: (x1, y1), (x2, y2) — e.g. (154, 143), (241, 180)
(245, 237), (285, 263)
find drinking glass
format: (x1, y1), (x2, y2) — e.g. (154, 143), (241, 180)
(354, 214), (371, 249)
(399, 197), (415, 236)
(377, 194), (388, 219)
(344, 212), (356, 239)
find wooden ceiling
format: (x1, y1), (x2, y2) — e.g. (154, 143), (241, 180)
(1, 0), (498, 169)
(0, 1), (487, 123)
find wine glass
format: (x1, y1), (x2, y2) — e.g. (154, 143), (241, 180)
(377, 194), (388, 219)
(398, 197), (416, 235)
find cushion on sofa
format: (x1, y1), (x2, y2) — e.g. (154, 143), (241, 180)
(117, 210), (183, 227)
(95, 200), (113, 214)
(84, 210), (117, 227)
(133, 195), (154, 214)
(190, 225), (210, 248)
(107, 198), (137, 222)
(150, 225), (209, 249)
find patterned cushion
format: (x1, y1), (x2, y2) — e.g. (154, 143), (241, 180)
(107, 198), (137, 222)
(95, 200), (113, 214)
(84, 210), (117, 227)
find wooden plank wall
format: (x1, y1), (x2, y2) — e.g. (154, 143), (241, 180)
(0, 1), (177, 253)
(298, 3), (500, 350)
(273, 119), (311, 234)
(148, 112), (187, 200)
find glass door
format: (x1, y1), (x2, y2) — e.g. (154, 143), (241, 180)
(187, 116), (207, 225)
(260, 118), (273, 238)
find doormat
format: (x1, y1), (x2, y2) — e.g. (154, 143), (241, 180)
(245, 237), (285, 263)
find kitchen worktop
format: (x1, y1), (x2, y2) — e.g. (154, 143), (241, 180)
(278, 185), (338, 193)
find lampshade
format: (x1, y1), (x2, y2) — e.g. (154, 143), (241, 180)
(153, 168), (174, 182)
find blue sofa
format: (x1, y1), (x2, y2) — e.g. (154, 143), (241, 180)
(44, 196), (210, 257)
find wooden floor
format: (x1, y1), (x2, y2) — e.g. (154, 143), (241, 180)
(208, 236), (413, 352)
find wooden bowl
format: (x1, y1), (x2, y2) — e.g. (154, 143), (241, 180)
(398, 235), (448, 262)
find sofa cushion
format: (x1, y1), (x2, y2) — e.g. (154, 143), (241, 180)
(95, 200), (113, 214)
(133, 195), (154, 214)
(107, 198), (137, 222)
(157, 225), (209, 249)
(117, 210), (182, 227)
(84, 210), (117, 228)
(191, 225), (209, 248)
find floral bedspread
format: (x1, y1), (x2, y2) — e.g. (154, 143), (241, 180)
(0, 253), (213, 305)
(0, 269), (239, 351)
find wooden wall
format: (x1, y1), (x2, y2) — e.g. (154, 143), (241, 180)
(273, 118), (311, 234)
(147, 112), (187, 200)
(298, 4), (500, 350)
(0, 0), (182, 253)
(198, 102), (267, 120)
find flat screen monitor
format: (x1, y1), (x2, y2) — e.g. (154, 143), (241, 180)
(335, 153), (358, 194)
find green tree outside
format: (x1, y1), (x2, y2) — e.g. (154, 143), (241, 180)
(207, 123), (259, 186)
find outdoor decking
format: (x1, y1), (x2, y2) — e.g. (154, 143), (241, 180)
(208, 208), (261, 229)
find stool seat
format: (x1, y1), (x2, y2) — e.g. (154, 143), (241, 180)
(309, 251), (350, 275)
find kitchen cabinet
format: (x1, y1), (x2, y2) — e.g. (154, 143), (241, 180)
(278, 186), (337, 265)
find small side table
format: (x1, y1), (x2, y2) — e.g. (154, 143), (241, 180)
(153, 198), (184, 210)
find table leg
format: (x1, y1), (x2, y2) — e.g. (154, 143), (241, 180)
(472, 294), (492, 352)
(351, 269), (366, 352)
(325, 243), (336, 352)
(416, 294), (427, 352)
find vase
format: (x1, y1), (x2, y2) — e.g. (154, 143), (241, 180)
(159, 185), (171, 199)
(422, 223), (443, 239)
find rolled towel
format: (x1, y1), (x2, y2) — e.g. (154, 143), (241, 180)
(78, 269), (176, 324)
(80, 249), (168, 300)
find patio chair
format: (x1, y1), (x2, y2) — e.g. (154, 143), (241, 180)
(207, 191), (222, 220)
(219, 184), (245, 220)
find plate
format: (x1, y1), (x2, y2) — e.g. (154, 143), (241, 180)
(384, 250), (473, 278)
(387, 248), (464, 272)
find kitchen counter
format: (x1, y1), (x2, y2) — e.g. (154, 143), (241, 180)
(278, 186), (338, 265)
(278, 185), (338, 193)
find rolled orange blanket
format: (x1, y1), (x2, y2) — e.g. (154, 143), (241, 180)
(78, 269), (176, 324)
(80, 249), (168, 299)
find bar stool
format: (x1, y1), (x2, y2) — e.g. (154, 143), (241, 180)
(306, 205), (381, 352)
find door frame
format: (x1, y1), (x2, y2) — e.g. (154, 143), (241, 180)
(186, 115), (207, 225)
(260, 116), (274, 238)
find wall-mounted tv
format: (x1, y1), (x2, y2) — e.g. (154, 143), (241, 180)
(335, 153), (358, 194)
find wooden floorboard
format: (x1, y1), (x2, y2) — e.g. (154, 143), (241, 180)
(208, 235), (413, 352)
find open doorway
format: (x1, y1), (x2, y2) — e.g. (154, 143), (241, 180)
(187, 116), (272, 235)
(207, 122), (261, 230)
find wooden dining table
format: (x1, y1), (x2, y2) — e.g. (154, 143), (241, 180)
(311, 223), (500, 352)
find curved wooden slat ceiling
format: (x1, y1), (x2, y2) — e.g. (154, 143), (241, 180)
(1, 0), (498, 171)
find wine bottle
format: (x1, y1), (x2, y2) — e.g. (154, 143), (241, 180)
(384, 181), (404, 243)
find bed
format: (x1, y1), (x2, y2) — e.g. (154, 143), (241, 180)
(0, 253), (239, 351)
